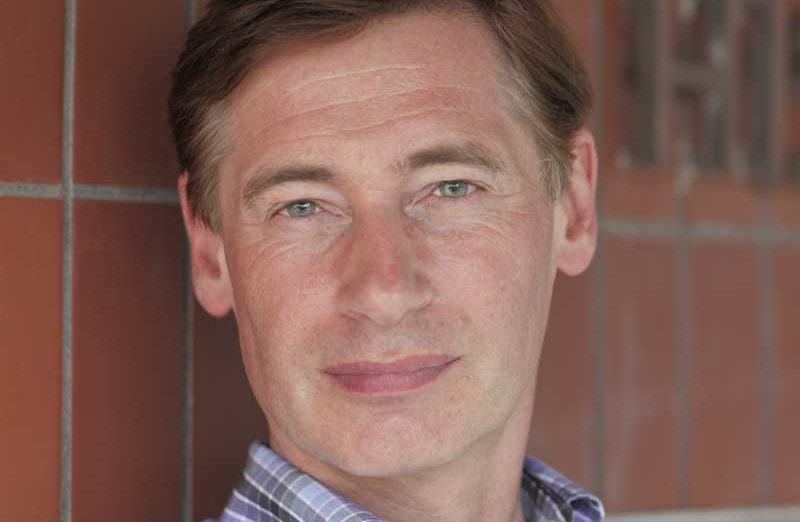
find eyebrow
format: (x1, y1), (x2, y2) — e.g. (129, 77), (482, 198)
(241, 142), (505, 206)
(242, 165), (334, 207)
(398, 142), (506, 175)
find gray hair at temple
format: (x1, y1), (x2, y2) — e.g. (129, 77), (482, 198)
(168, 0), (593, 231)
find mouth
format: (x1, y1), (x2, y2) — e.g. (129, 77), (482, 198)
(323, 355), (459, 394)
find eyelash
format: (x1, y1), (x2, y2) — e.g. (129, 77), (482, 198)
(432, 180), (479, 198)
(272, 180), (482, 220)
(275, 200), (322, 219)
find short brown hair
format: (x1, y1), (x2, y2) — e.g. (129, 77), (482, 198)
(168, 0), (592, 230)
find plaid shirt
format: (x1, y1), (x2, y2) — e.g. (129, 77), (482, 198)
(212, 442), (604, 522)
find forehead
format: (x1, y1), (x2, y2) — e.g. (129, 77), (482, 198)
(218, 9), (536, 196)
(227, 10), (512, 134)
(244, 11), (504, 88)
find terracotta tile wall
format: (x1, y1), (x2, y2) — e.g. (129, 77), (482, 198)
(0, 0), (798, 520)
(0, 199), (63, 521)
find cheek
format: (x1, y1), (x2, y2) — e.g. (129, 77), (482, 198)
(228, 236), (336, 368)
(427, 211), (554, 359)
(427, 208), (553, 300)
(231, 246), (335, 422)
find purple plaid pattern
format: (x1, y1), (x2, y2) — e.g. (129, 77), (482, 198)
(212, 442), (604, 522)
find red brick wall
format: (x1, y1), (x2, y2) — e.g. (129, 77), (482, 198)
(527, 0), (800, 514)
(1, 1), (798, 520)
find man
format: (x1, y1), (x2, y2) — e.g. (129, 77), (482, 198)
(169, 1), (602, 521)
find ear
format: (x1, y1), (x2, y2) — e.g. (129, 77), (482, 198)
(554, 128), (598, 276)
(179, 173), (234, 317)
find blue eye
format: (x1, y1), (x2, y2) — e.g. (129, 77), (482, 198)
(282, 200), (319, 218)
(435, 180), (473, 198)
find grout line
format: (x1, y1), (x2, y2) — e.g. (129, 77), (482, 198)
(589, 0), (604, 138)
(181, 0), (197, 522)
(4, 179), (800, 246)
(589, 0), (606, 497)
(5, 180), (800, 248)
(757, 198), (775, 503)
(0, 182), (62, 199)
(186, 0), (197, 26)
(607, 504), (800, 522)
(675, 194), (692, 506)
(688, 223), (800, 246)
(600, 219), (678, 240)
(180, 236), (195, 522)
(73, 184), (178, 204)
(590, 234), (606, 495)
(599, 219), (800, 246)
(0, 181), (181, 205)
(60, 0), (77, 520)
(181, 4), (195, 520)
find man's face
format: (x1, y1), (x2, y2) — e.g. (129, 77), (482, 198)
(215, 11), (565, 477)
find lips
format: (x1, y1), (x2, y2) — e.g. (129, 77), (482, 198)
(323, 355), (459, 394)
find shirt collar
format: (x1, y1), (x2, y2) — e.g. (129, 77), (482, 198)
(217, 441), (604, 522)
(521, 455), (605, 522)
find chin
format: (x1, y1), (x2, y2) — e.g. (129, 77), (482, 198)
(313, 416), (474, 479)
(329, 443), (454, 479)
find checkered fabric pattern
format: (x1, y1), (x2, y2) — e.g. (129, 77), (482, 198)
(211, 442), (604, 522)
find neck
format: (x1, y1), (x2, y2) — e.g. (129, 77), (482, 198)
(342, 430), (529, 522)
(271, 391), (536, 522)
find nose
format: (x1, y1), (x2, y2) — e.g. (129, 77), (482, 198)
(336, 211), (433, 328)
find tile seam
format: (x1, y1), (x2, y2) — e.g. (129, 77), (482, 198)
(599, 219), (800, 246)
(60, 0), (77, 520)
(186, 0), (197, 26)
(73, 184), (178, 204)
(0, 182), (179, 205)
(0, 182), (63, 199)
(180, 237), (195, 522)
(600, 219), (679, 239)
(181, 3), (195, 520)
(676, 190), (692, 507)
(590, 231), (606, 496)
(6, 180), (800, 246)
(589, 0), (606, 497)
(757, 197), (775, 503)
(687, 224), (800, 245)
(606, 504), (800, 522)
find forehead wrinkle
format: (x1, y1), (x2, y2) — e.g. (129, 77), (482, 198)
(231, 64), (430, 123)
(284, 65), (426, 97)
(231, 104), (514, 170)
(260, 85), (480, 131)
(229, 85), (487, 161)
(231, 48), (497, 124)
(278, 107), (478, 141)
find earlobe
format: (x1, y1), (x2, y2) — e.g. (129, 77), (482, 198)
(178, 173), (234, 317)
(554, 129), (599, 277)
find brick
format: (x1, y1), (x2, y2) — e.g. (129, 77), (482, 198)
(688, 243), (760, 507)
(552, 0), (596, 83)
(599, 0), (676, 221)
(772, 248), (800, 503)
(687, 178), (761, 226)
(193, 309), (266, 520)
(0, 2), (63, 182)
(0, 198), (62, 520)
(771, 190), (800, 230)
(529, 271), (594, 488)
(72, 201), (185, 520)
(194, 0), (211, 21)
(74, 0), (184, 189)
(602, 237), (681, 511)
(601, 171), (677, 221)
